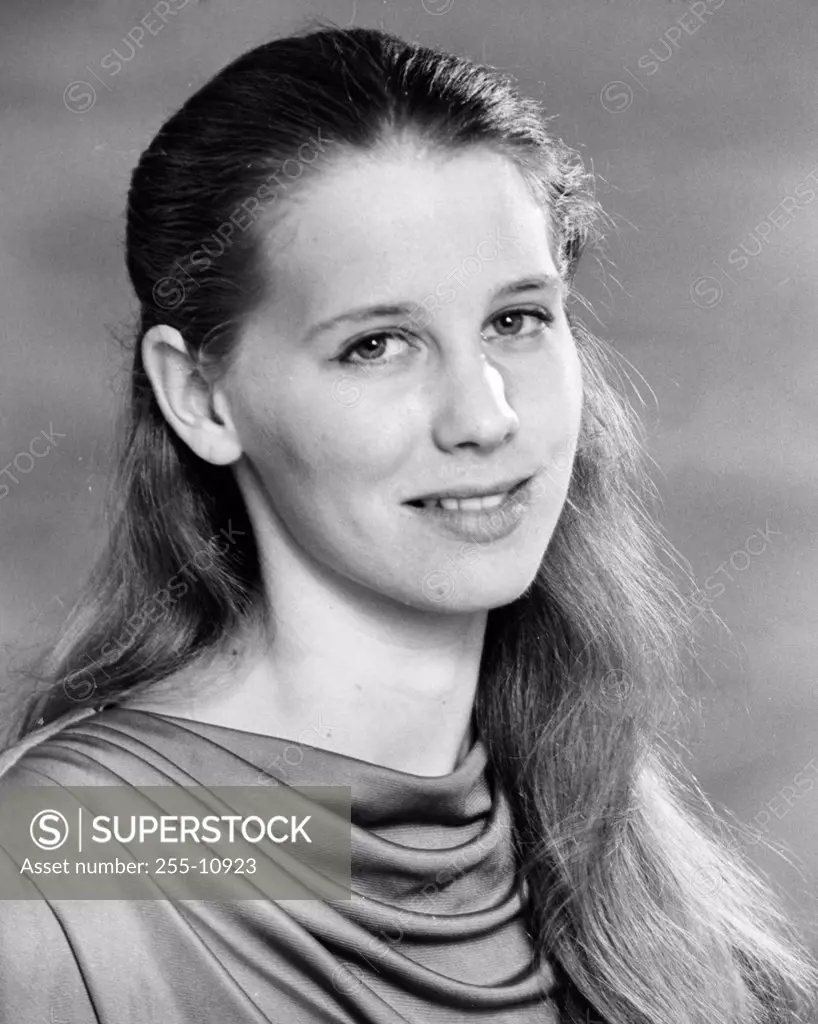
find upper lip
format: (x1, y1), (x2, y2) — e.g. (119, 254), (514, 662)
(406, 475), (532, 503)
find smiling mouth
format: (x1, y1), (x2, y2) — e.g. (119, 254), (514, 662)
(405, 477), (531, 512)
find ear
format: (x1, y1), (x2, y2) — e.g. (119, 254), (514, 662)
(141, 324), (243, 466)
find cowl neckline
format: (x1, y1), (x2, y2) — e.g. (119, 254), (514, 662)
(144, 710), (520, 913)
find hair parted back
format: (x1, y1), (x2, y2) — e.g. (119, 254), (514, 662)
(5, 21), (817, 1024)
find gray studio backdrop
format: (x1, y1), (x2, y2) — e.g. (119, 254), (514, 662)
(1, 0), (816, 949)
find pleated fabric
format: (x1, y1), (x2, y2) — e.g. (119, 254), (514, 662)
(0, 707), (561, 1023)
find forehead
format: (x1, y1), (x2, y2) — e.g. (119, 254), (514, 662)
(260, 145), (559, 314)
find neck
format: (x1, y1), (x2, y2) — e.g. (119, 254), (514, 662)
(127, 550), (487, 779)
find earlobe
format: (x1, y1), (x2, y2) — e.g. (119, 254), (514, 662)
(141, 324), (243, 466)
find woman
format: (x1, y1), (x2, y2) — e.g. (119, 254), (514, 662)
(0, 22), (816, 1024)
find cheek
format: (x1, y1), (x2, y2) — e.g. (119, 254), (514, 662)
(519, 338), (583, 434)
(238, 372), (411, 494)
(558, 353), (585, 477)
(564, 347), (585, 430)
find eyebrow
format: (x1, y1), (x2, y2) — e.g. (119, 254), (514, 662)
(301, 274), (563, 343)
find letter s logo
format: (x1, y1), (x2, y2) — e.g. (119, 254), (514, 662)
(30, 809), (69, 850)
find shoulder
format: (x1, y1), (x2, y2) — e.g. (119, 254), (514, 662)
(0, 707), (101, 785)
(0, 705), (164, 787)
(0, 704), (199, 788)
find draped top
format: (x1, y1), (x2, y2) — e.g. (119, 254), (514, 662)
(0, 706), (561, 1023)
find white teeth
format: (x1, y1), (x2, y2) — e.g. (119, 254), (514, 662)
(427, 493), (507, 512)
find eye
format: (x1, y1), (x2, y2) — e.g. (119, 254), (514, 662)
(338, 330), (415, 366)
(483, 307), (555, 340)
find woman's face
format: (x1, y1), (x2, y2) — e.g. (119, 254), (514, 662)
(220, 143), (583, 612)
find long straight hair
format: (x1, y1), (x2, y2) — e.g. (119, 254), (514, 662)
(5, 23), (817, 1024)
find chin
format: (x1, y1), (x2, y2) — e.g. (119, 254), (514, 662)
(415, 558), (542, 613)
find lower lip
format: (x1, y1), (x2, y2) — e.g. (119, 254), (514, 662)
(404, 478), (534, 542)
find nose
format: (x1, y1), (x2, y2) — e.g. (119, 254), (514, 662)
(432, 349), (519, 452)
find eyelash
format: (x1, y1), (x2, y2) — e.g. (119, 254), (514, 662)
(337, 307), (556, 366)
